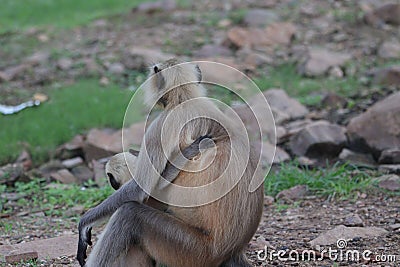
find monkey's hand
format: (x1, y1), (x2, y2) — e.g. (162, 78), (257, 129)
(77, 225), (92, 267)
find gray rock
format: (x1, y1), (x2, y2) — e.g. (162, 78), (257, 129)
(276, 185), (308, 201)
(339, 148), (376, 167)
(5, 251), (38, 264)
(71, 165), (93, 183)
(378, 41), (400, 59)
(39, 160), (64, 177)
(372, 65), (400, 86)
(310, 225), (388, 247)
(0, 235), (77, 260)
(290, 121), (347, 158)
(379, 149), (400, 164)
(57, 58), (73, 70)
(194, 44), (233, 58)
(243, 9), (279, 27)
(344, 214), (364, 227)
(264, 195), (275, 206)
(378, 164), (400, 175)
(364, 3), (400, 26)
(225, 22), (296, 49)
(0, 64), (29, 82)
(108, 62), (125, 75)
(0, 164), (25, 186)
(25, 51), (50, 65)
(374, 174), (400, 191)
(133, 0), (176, 13)
(261, 142), (290, 165)
(321, 92), (347, 109)
(299, 48), (351, 76)
(84, 122), (145, 161)
(61, 157), (84, 169)
(50, 169), (78, 184)
(263, 89), (309, 122)
(347, 92), (400, 156)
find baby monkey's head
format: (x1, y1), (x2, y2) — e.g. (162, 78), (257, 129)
(144, 59), (205, 109)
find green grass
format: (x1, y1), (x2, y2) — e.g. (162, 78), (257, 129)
(255, 64), (361, 106)
(0, 80), (145, 165)
(265, 163), (373, 199)
(0, 0), (146, 33)
(0, 178), (113, 217)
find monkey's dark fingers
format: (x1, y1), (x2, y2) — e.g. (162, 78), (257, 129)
(77, 226), (92, 266)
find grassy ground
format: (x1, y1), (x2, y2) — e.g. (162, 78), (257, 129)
(0, 0), (145, 33)
(0, 80), (145, 165)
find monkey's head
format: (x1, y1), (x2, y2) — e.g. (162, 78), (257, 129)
(144, 58), (206, 109)
(105, 152), (137, 190)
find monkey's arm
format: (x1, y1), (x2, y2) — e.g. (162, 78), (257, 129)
(77, 135), (212, 266)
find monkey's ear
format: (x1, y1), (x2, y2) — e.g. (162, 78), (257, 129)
(195, 64), (202, 83)
(129, 149), (140, 156)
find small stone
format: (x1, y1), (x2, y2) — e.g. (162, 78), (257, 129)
(5, 251), (38, 264)
(61, 157), (84, 169)
(378, 164), (400, 175)
(50, 169), (78, 184)
(297, 156), (317, 167)
(299, 48), (351, 76)
(344, 214), (364, 227)
(261, 142), (290, 165)
(372, 65), (400, 86)
(108, 62), (125, 75)
(276, 185), (308, 201)
(364, 3), (400, 26)
(57, 58), (73, 70)
(194, 44), (233, 58)
(338, 149), (376, 167)
(375, 174), (400, 191)
(264, 195), (275, 205)
(243, 9), (279, 27)
(328, 66), (344, 78)
(389, 223), (400, 230)
(99, 76), (110, 86)
(0, 164), (26, 185)
(0, 235), (77, 260)
(310, 225), (388, 247)
(92, 160), (107, 187)
(378, 41), (400, 59)
(39, 160), (64, 177)
(26, 51), (50, 65)
(37, 33), (49, 42)
(290, 121), (347, 158)
(347, 92), (400, 156)
(321, 92), (347, 109)
(70, 165), (93, 183)
(15, 150), (32, 171)
(262, 89), (309, 122)
(133, 0), (176, 13)
(379, 149), (400, 164)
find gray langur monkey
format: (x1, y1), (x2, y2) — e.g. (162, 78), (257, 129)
(78, 59), (264, 267)
(77, 135), (213, 266)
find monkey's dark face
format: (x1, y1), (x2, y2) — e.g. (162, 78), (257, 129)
(107, 172), (121, 190)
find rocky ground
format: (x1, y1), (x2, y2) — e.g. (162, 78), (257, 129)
(1, 0), (400, 266)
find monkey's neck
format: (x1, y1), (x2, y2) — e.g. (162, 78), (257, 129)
(162, 85), (205, 110)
